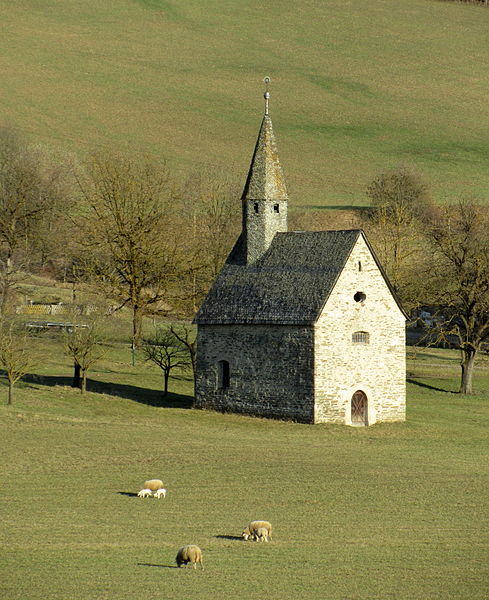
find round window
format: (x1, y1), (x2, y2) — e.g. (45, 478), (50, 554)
(354, 291), (366, 303)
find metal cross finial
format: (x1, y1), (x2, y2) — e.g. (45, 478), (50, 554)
(263, 76), (271, 116)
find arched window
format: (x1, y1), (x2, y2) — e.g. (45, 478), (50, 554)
(218, 360), (230, 388)
(352, 331), (370, 344)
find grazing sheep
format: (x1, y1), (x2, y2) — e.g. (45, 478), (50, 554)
(153, 488), (167, 499)
(253, 526), (269, 542)
(242, 520), (273, 541)
(138, 489), (153, 498)
(176, 545), (204, 570)
(144, 479), (164, 492)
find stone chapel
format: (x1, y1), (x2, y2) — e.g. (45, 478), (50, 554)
(194, 90), (406, 426)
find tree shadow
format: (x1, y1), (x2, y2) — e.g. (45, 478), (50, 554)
(137, 563), (177, 569)
(215, 535), (242, 541)
(407, 378), (457, 394)
(19, 372), (194, 408)
(118, 491), (139, 497)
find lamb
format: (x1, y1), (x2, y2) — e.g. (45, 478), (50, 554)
(138, 489), (153, 498)
(253, 526), (270, 542)
(175, 545), (204, 570)
(242, 520), (273, 541)
(153, 488), (167, 498)
(143, 479), (164, 492)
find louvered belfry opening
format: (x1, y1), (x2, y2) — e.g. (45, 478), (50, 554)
(351, 390), (368, 425)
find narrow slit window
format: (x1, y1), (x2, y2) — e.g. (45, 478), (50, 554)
(254, 202), (259, 214)
(273, 203), (280, 213)
(358, 260), (362, 272)
(218, 360), (230, 388)
(352, 331), (370, 344)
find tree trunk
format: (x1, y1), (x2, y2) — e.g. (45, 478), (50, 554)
(72, 362), (81, 388)
(163, 369), (169, 397)
(132, 305), (143, 349)
(460, 348), (477, 394)
(0, 255), (13, 316)
(81, 372), (87, 394)
(189, 341), (197, 400)
(7, 381), (13, 405)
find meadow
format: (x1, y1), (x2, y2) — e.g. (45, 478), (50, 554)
(2, 0), (489, 206)
(1, 338), (488, 599)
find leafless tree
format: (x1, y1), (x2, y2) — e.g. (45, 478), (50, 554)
(0, 127), (68, 313)
(176, 165), (240, 316)
(0, 320), (35, 405)
(363, 165), (431, 309)
(423, 200), (489, 394)
(142, 326), (191, 396)
(63, 322), (107, 394)
(76, 153), (181, 350)
(170, 323), (196, 390)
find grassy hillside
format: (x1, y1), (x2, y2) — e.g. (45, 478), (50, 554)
(1, 341), (489, 599)
(2, 0), (489, 207)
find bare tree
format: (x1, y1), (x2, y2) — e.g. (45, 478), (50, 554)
(63, 323), (107, 394)
(176, 166), (240, 316)
(170, 323), (196, 390)
(77, 153), (181, 351)
(142, 326), (191, 396)
(0, 321), (35, 405)
(0, 127), (66, 313)
(363, 166), (431, 309)
(423, 200), (489, 394)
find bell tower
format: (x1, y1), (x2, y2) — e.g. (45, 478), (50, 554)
(241, 78), (288, 264)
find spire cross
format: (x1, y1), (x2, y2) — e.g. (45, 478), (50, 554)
(263, 76), (271, 116)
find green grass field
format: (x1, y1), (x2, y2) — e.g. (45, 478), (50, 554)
(1, 340), (488, 599)
(2, 0), (489, 207)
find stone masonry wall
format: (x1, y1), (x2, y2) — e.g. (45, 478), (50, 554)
(195, 324), (314, 422)
(243, 199), (287, 263)
(314, 236), (406, 425)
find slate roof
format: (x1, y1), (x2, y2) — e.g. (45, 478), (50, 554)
(196, 229), (375, 325)
(241, 114), (288, 201)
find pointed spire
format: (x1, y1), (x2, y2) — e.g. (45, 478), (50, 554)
(264, 76), (270, 116)
(241, 78), (288, 202)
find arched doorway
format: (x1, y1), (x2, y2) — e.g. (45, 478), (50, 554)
(351, 390), (368, 426)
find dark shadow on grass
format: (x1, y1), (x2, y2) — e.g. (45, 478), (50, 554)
(215, 535), (242, 541)
(19, 372), (194, 408)
(138, 563), (177, 569)
(407, 378), (457, 394)
(118, 491), (139, 497)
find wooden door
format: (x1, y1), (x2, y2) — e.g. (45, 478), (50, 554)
(351, 390), (368, 426)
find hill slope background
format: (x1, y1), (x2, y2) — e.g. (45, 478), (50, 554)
(1, 0), (489, 207)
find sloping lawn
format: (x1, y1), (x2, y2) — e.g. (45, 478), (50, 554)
(1, 345), (488, 599)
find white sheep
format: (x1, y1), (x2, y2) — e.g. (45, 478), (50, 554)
(153, 488), (167, 498)
(143, 479), (164, 491)
(253, 526), (269, 542)
(242, 520), (273, 541)
(176, 545), (204, 570)
(138, 488), (153, 498)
